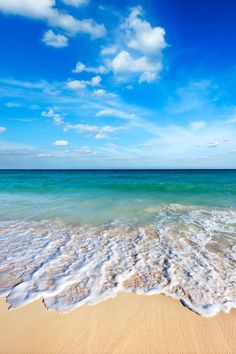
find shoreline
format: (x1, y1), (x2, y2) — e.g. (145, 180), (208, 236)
(0, 292), (235, 354)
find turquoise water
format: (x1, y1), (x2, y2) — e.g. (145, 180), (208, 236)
(0, 170), (236, 316)
(0, 169), (236, 225)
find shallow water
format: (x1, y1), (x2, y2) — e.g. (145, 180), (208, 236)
(0, 170), (236, 316)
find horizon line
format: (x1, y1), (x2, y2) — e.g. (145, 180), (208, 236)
(0, 168), (236, 171)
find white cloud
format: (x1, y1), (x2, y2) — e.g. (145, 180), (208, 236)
(92, 89), (117, 99)
(0, 0), (106, 39)
(123, 6), (167, 56)
(0, 127), (6, 133)
(73, 61), (108, 74)
(111, 50), (162, 82)
(139, 71), (157, 83)
(93, 89), (106, 97)
(67, 80), (87, 89)
(106, 7), (167, 83)
(95, 133), (107, 140)
(96, 108), (136, 120)
(0, 0), (53, 18)
(67, 75), (101, 90)
(61, 0), (89, 7)
(73, 62), (86, 73)
(101, 45), (118, 56)
(53, 140), (69, 146)
(41, 109), (64, 125)
(42, 29), (68, 48)
(96, 109), (114, 117)
(91, 75), (101, 86)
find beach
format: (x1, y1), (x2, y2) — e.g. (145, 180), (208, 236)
(0, 292), (235, 354)
(0, 170), (236, 353)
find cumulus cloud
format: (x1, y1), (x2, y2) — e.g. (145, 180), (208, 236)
(41, 109), (64, 125)
(0, 127), (6, 133)
(53, 140), (69, 146)
(67, 75), (101, 89)
(123, 6), (167, 56)
(73, 61), (108, 74)
(0, 0), (106, 39)
(111, 50), (162, 83)
(42, 29), (68, 47)
(105, 6), (167, 83)
(63, 5), (166, 86)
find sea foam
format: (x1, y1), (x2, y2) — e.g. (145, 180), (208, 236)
(0, 204), (235, 317)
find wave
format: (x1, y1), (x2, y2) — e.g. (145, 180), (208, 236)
(0, 204), (235, 317)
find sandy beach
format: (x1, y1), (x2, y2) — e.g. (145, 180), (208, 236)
(0, 292), (235, 354)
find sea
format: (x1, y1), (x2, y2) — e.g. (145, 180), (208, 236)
(0, 169), (235, 316)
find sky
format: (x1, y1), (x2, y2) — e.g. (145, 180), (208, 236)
(0, 0), (236, 169)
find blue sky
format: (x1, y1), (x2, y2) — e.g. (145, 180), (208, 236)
(0, 0), (236, 168)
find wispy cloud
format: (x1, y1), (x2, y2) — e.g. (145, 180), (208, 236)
(65, 123), (123, 140)
(5, 101), (22, 108)
(96, 108), (137, 120)
(166, 80), (215, 114)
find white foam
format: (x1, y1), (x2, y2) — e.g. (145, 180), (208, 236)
(0, 204), (235, 317)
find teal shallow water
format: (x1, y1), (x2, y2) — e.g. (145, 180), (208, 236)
(0, 170), (236, 316)
(0, 169), (236, 225)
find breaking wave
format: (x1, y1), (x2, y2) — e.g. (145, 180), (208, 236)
(0, 204), (236, 317)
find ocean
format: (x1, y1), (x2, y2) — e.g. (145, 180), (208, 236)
(0, 169), (235, 316)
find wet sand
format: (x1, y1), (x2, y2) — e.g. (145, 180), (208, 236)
(0, 292), (235, 354)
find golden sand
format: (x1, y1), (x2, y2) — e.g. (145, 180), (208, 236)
(0, 292), (235, 354)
